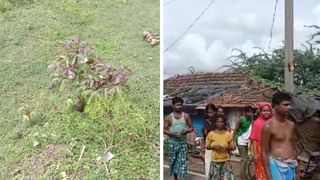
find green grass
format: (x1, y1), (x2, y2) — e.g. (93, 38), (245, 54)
(0, 0), (159, 179)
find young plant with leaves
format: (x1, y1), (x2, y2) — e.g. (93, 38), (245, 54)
(48, 38), (131, 112)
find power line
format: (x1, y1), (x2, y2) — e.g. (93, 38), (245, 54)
(268, 0), (279, 52)
(164, 0), (217, 53)
(164, 0), (177, 6)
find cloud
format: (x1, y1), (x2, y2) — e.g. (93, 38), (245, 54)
(164, 34), (230, 78)
(312, 4), (320, 15)
(164, 0), (320, 78)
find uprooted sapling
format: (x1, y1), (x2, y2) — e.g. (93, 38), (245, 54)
(48, 38), (131, 112)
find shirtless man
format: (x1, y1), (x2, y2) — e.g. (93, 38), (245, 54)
(262, 92), (299, 180)
(164, 97), (194, 180)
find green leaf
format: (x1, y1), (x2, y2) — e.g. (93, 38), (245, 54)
(87, 90), (99, 104)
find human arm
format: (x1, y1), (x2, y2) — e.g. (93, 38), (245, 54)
(227, 132), (236, 151)
(207, 145), (223, 151)
(261, 124), (272, 180)
(181, 113), (194, 135)
(207, 145), (225, 152)
(233, 117), (241, 140)
(293, 123), (301, 180)
(249, 122), (258, 160)
(206, 133), (212, 150)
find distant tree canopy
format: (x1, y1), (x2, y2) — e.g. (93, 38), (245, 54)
(226, 26), (320, 94)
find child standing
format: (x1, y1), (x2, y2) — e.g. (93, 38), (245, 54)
(206, 115), (235, 180)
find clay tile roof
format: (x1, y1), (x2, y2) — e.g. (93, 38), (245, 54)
(164, 71), (246, 94)
(199, 86), (275, 108)
(164, 71), (276, 106)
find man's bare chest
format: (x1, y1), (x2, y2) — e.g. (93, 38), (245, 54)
(271, 125), (293, 142)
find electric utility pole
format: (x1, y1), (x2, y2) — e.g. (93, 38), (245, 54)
(284, 0), (294, 93)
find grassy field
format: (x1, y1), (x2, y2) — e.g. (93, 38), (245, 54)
(0, 0), (159, 179)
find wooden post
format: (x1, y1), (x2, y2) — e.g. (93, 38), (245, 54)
(284, 0), (294, 93)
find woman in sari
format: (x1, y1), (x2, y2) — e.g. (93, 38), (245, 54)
(249, 102), (273, 180)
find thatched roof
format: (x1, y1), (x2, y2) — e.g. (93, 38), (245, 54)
(291, 96), (320, 153)
(290, 96), (320, 123)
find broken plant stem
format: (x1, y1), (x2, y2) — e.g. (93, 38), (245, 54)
(108, 118), (116, 147)
(103, 161), (109, 175)
(78, 145), (86, 161)
(102, 137), (108, 150)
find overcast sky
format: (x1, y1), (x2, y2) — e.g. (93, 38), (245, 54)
(164, 0), (320, 79)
